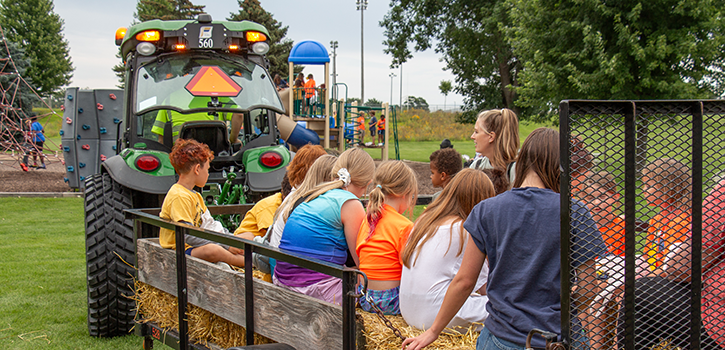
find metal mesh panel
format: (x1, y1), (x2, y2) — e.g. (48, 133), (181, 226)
(561, 100), (725, 350)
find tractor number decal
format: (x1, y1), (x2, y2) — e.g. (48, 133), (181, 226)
(199, 26), (214, 48)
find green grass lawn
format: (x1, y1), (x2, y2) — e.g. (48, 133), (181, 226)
(0, 197), (138, 350)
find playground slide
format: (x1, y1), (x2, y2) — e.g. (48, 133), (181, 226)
(276, 88), (320, 147)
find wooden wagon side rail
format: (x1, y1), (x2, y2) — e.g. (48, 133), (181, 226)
(137, 239), (349, 350)
(127, 206), (365, 350)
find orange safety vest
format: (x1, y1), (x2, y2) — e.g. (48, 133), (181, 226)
(304, 79), (316, 97)
(377, 119), (385, 130)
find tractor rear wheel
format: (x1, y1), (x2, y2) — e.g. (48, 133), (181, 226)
(84, 173), (136, 337)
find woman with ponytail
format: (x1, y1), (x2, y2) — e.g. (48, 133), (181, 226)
(356, 161), (418, 315)
(273, 148), (375, 304)
(469, 108), (520, 183)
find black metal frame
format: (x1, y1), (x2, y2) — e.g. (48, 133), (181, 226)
(559, 100), (723, 349)
(127, 204), (365, 350)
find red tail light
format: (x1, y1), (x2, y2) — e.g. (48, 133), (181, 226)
(260, 151), (282, 168)
(136, 155), (160, 172)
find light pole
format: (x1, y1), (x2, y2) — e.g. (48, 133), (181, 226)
(356, 0), (368, 104)
(389, 72), (396, 109)
(399, 64), (403, 111)
(330, 41), (338, 101)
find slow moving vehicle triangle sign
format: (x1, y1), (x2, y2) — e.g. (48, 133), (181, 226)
(185, 66), (242, 97)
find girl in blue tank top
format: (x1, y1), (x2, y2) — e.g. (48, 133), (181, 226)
(274, 148), (375, 305)
(403, 128), (606, 350)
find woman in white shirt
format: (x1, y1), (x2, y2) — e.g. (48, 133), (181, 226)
(400, 169), (496, 331)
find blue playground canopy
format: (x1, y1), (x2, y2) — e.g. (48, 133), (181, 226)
(288, 41), (330, 65)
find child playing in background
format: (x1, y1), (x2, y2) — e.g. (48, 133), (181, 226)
(377, 114), (386, 145)
(400, 169), (496, 332)
(642, 158), (692, 271)
(580, 171), (624, 256)
(274, 148), (375, 304)
(429, 148), (463, 201)
(24, 114), (46, 169)
(356, 161), (418, 315)
(303, 74), (316, 115)
(159, 139), (249, 268)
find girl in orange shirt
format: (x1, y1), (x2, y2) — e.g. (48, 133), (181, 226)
(356, 160), (418, 314)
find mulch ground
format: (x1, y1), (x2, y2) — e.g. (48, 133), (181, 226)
(0, 153), (437, 195)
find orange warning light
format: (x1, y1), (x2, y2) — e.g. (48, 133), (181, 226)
(185, 66), (242, 97)
(228, 44), (239, 51)
(246, 31), (267, 42)
(175, 44), (186, 50)
(136, 30), (160, 42)
(115, 27), (127, 46)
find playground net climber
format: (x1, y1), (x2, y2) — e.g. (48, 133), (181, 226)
(0, 24), (62, 171)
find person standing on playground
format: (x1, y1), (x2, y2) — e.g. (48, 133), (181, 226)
(356, 112), (366, 145)
(377, 114), (386, 145)
(304, 74), (316, 115)
(368, 111), (377, 141)
(25, 114), (46, 169)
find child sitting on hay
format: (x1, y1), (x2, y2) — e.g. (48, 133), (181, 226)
(429, 148), (462, 202)
(159, 139), (250, 268)
(356, 160), (418, 315)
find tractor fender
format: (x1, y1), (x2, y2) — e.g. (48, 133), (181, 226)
(101, 155), (175, 195)
(247, 167), (286, 193)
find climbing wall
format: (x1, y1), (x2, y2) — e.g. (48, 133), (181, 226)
(62, 88), (124, 190)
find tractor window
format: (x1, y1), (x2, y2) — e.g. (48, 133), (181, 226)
(134, 53), (283, 116)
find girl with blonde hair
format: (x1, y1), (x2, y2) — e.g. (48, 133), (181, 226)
(469, 108), (520, 182)
(273, 148), (375, 304)
(356, 161), (418, 315)
(399, 168), (496, 330)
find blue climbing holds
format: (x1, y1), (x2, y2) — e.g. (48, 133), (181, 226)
(67, 95), (73, 101)
(112, 145), (117, 150)
(78, 108), (83, 113)
(77, 135), (81, 140)
(80, 176), (85, 181)
(99, 127), (107, 134)
(59, 130), (64, 135)
(67, 166), (74, 172)
(63, 146), (70, 152)
(79, 162), (86, 168)
(64, 177), (69, 182)
(82, 124), (90, 130)
(113, 118), (121, 124)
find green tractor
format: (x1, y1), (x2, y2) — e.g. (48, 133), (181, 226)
(84, 14), (293, 337)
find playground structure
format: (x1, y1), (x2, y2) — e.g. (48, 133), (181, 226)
(0, 24), (62, 171)
(286, 40), (399, 160)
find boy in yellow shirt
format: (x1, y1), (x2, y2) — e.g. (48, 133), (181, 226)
(159, 139), (250, 267)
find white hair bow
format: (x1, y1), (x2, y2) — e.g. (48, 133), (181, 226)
(337, 168), (351, 187)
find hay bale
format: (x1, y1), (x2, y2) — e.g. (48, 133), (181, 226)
(358, 311), (480, 350)
(134, 281), (273, 348)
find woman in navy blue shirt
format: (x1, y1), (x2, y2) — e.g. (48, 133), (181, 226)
(403, 128), (606, 350)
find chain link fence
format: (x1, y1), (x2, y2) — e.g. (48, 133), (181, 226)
(560, 100), (725, 350)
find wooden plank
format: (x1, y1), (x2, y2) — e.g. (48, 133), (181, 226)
(137, 239), (347, 350)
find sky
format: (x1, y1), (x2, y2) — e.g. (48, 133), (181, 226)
(52, 0), (465, 109)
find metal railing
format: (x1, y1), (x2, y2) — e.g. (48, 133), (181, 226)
(560, 100), (725, 350)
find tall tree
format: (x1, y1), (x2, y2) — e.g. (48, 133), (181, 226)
(509, 0), (725, 121)
(0, 0), (73, 97)
(113, 0), (206, 87)
(381, 0), (521, 123)
(439, 80), (452, 110)
(227, 0), (297, 79)
(0, 40), (39, 119)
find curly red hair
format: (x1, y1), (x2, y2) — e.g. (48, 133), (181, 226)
(286, 144), (327, 188)
(169, 139), (214, 174)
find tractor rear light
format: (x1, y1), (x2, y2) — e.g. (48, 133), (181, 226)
(115, 27), (127, 46)
(252, 42), (269, 55)
(136, 155), (160, 172)
(228, 44), (239, 51)
(175, 43), (186, 50)
(246, 31), (267, 42)
(136, 30), (160, 42)
(259, 151), (282, 168)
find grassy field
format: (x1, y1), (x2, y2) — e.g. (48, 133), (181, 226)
(0, 197), (138, 349)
